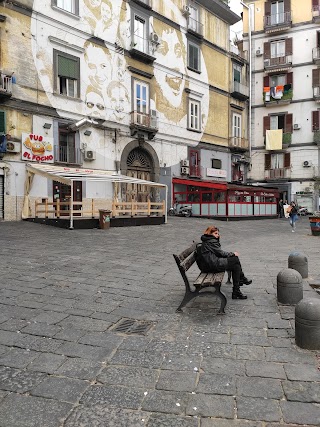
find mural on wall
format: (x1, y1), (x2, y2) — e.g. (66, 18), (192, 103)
(31, 0), (209, 141)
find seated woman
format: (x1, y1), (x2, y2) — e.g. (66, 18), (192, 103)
(196, 225), (252, 300)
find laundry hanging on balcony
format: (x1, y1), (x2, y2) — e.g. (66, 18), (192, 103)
(266, 129), (283, 150)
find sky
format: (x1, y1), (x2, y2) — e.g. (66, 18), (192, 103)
(228, 0), (244, 41)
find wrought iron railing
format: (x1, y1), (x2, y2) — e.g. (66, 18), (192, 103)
(187, 17), (203, 36)
(313, 86), (320, 99)
(264, 55), (292, 68)
(54, 145), (82, 165)
(0, 75), (12, 93)
(130, 111), (158, 130)
(265, 168), (291, 179)
(313, 47), (320, 62)
(264, 11), (291, 28)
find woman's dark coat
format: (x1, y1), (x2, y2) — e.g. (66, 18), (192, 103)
(196, 234), (234, 273)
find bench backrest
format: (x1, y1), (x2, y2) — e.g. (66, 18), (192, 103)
(174, 242), (198, 272)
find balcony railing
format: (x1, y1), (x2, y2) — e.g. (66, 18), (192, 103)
(189, 165), (202, 178)
(263, 87), (293, 104)
(231, 81), (249, 100)
(264, 55), (292, 71)
(130, 110), (158, 130)
(313, 86), (320, 101)
(54, 145), (82, 165)
(265, 168), (291, 180)
(229, 137), (249, 150)
(230, 44), (248, 61)
(129, 34), (156, 63)
(187, 17), (203, 37)
(312, 5), (320, 22)
(313, 47), (320, 64)
(264, 12), (292, 31)
(0, 75), (12, 95)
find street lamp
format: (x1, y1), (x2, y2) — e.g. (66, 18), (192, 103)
(240, 1), (252, 164)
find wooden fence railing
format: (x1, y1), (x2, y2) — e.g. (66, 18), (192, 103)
(35, 199), (165, 218)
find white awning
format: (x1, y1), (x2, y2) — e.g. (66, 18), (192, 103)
(26, 163), (166, 187)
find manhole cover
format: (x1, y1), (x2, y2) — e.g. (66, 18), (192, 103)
(110, 318), (154, 335)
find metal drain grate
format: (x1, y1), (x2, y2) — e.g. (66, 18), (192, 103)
(111, 318), (154, 335)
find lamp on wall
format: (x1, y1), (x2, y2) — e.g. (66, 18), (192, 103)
(43, 123), (52, 129)
(84, 130), (92, 136)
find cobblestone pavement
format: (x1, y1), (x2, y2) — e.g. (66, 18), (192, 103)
(0, 216), (319, 427)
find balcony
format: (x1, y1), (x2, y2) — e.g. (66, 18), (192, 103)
(312, 5), (320, 23)
(230, 44), (248, 62)
(189, 164), (202, 178)
(313, 47), (320, 65)
(231, 81), (249, 101)
(0, 74), (12, 100)
(264, 12), (292, 33)
(187, 17), (203, 39)
(263, 87), (293, 106)
(264, 55), (292, 73)
(129, 35), (156, 64)
(54, 145), (82, 165)
(313, 86), (320, 102)
(130, 110), (159, 139)
(229, 137), (249, 151)
(130, 0), (152, 9)
(265, 167), (291, 180)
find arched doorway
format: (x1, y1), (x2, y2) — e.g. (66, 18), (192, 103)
(126, 147), (154, 202)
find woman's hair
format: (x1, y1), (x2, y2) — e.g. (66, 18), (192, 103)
(204, 225), (219, 235)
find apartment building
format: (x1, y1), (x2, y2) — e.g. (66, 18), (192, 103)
(0, 0), (243, 221)
(241, 0), (320, 213)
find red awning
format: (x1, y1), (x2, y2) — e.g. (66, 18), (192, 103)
(172, 178), (227, 190)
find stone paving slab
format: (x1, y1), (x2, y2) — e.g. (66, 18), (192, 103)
(0, 218), (319, 426)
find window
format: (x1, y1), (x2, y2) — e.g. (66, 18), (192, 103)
(232, 113), (241, 139)
(54, 50), (80, 98)
(312, 111), (320, 131)
(233, 64), (241, 84)
(270, 74), (286, 87)
(189, 4), (200, 32)
(133, 80), (149, 125)
(53, 0), (78, 15)
(271, 40), (285, 58)
(263, 113), (293, 134)
(133, 14), (147, 53)
(0, 111), (5, 134)
(188, 42), (200, 71)
(58, 125), (76, 164)
(271, 1), (284, 25)
(265, 152), (290, 170)
(212, 159), (222, 169)
(188, 99), (201, 131)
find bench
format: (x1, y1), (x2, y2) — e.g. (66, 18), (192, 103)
(173, 242), (227, 314)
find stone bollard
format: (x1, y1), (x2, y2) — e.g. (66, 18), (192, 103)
(288, 252), (308, 278)
(277, 268), (303, 305)
(295, 298), (320, 350)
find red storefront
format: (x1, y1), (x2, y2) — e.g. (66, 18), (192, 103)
(172, 178), (279, 218)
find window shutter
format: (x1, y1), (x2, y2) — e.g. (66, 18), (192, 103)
(263, 116), (270, 135)
(264, 76), (269, 87)
(317, 31), (320, 48)
(312, 111), (320, 131)
(58, 55), (79, 79)
(284, 153), (291, 168)
(285, 114), (293, 133)
(285, 38), (293, 55)
(265, 154), (271, 170)
(313, 0), (319, 8)
(265, 1), (271, 16)
(0, 112), (5, 134)
(312, 68), (320, 87)
(264, 42), (271, 59)
(286, 72), (293, 85)
(284, 0), (291, 12)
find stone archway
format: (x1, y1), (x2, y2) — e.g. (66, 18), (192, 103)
(120, 140), (160, 202)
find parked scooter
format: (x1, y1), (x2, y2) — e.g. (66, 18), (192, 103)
(168, 203), (192, 217)
(298, 206), (311, 216)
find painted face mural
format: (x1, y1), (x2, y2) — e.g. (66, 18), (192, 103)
(85, 87), (105, 117)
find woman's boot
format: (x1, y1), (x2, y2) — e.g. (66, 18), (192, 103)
(232, 284), (247, 299)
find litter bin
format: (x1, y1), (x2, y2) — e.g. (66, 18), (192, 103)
(99, 209), (111, 230)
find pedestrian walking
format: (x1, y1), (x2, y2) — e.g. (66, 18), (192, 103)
(288, 201), (298, 232)
(278, 199), (284, 218)
(195, 225), (252, 300)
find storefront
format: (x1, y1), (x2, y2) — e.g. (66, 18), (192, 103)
(172, 178), (279, 218)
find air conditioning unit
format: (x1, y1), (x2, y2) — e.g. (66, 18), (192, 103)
(180, 159), (190, 167)
(6, 141), (20, 153)
(84, 150), (96, 161)
(182, 5), (191, 16)
(181, 166), (189, 175)
(256, 49), (262, 56)
(303, 160), (312, 167)
(293, 124), (301, 130)
(264, 59), (270, 67)
(150, 32), (160, 45)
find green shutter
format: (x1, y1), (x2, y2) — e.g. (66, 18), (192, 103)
(0, 112), (6, 134)
(58, 55), (79, 79)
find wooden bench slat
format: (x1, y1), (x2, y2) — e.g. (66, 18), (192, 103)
(194, 272), (207, 286)
(178, 242), (197, 262)
(203, 271), (225, 285)
(181, 251), (197, 272)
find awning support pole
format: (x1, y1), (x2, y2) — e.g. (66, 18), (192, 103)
(165, 185), (168, 224)
(69, 180), (74, 230)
